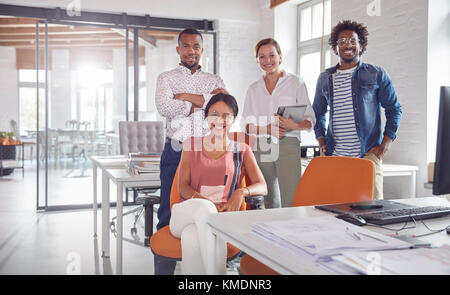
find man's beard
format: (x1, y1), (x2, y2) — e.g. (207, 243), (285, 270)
(340, 51), (359, 64)
(181, 60), (198, 69)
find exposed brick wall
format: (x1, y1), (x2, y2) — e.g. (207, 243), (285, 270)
(217, 0), (275, 131)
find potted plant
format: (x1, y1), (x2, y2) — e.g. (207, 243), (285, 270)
(8, 132), (19, 145)
(0, 132), (7, 145)
(0, 132), (18, 145)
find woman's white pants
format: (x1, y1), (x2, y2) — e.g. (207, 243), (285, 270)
(170, 199), (227, 275)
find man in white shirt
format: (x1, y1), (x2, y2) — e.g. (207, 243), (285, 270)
(154, 28), (226, 274)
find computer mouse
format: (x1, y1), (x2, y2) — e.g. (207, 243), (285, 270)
(336, 214), (367, 226)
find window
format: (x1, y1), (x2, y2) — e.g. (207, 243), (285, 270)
(297, 0), (331, 100)
(127, 65), (148, 113)
(73, 67), (114, 131)
(18, 69), (45, 136)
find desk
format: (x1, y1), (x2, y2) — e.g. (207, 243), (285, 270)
(91, 155), (128, 241)
(207, 197), (450, 275)
(104, 168), (160, 275)
(383, 164), (419, 197)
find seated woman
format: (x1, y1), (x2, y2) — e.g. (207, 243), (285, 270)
(170, 93), (267, 274)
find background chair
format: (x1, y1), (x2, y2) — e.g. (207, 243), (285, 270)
(65, 119), (80, 130)
(239, 156), (375, 275)
(79, 121), (91, 130)
(110, 121), (164, 245)
(38, 129), (60, 163)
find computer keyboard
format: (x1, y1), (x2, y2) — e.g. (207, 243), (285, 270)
(357, 206), (450, 225)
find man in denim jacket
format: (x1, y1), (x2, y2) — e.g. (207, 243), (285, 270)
(312, 20), (402, 199)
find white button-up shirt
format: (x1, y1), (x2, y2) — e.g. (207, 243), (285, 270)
(241, 71), (316, 142)
(155, 65), (226, 142)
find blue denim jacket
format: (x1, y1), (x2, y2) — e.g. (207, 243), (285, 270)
(312, 62), (402, 157)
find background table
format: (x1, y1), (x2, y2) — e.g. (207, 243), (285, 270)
(91, 155), (128, 240)
(383, 164), (419, 197)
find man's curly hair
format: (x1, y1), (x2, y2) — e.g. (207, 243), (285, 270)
(328, 20), (369, 56)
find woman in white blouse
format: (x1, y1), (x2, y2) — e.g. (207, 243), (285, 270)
(241, 38), (316, 208)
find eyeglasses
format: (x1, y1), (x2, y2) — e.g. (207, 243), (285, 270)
(207, 111), (234, 123)
(337, 38), (359, 47)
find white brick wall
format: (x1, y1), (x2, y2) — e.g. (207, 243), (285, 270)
(427, 0), (450, 165)
(331, 0), (430, 198)
(216, 0), (275, 131)
(216, 19), (263, 128)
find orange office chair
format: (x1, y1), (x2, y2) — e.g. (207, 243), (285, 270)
(150, 132), (263, 274)
(239, 156), (375, 275)
(150, 165), (264, 274)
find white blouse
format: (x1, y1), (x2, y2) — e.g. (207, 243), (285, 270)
(241, 71), (316, 142)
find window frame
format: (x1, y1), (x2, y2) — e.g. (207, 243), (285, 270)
(296, 0), (331, 76)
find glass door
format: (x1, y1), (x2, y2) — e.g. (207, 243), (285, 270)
(35, 24), (217, 210)
(37, 21), (129, 209)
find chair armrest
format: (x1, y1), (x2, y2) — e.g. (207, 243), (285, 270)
(136, 194), (161, 206)
(245, 195), (264, 210)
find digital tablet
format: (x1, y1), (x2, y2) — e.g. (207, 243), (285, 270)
(277, 105), (307, 122)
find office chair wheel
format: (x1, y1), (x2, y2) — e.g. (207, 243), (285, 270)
(110, 221), (116, 233)
(131, 227), (137, 235)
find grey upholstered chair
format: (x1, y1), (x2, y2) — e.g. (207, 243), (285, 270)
(118, 121), (164, 155)
(112, 121), (164, 246)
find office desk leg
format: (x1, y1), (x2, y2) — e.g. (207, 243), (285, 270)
(411, 171), (417, 198)
(101, 171), (110, 258)
(116, 182), (123, 275)
(93, 163), (97, 238)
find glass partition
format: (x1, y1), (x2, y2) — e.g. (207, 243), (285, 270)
(39, 22), (128, 207)
(0, 10), (216, 211)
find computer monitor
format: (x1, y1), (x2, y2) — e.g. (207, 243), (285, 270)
(433, 86), (450, 195)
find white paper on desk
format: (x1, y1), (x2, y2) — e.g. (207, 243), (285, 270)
(336, 245), (450, 275)
(141, 162), (160, 170)
(251, 216), (412, 260)
(130, 167), (160, 180)
(333, 254), (396, 275)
